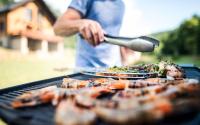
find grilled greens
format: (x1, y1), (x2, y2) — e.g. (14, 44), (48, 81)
(107, 61), (185, 79)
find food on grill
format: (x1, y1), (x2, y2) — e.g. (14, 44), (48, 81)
(11, 86), (57, 108)
(62, 78), (127, 89)
(61, 78), (164, 90)
(61, 78), (88, 88)
(61, 78), (113, 89)
(134, 61), (185, 79)
(55, 99), (96, 125)
(166, 66), (184, 79)
(12, 78), (197, 107)
(75, 95), (118, 109)
(11, 74), (200, 125)
(11, 86), (77, 108)
(94, 99), (172, 124)
(11, 85), (113, 108)
(61, 78), (191, 90)
(94, 61), (185, 79)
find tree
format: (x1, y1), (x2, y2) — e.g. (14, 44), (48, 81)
(160, 14), (200, 56)
(0, 0), (14, 7)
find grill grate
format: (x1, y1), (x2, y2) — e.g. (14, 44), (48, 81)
(0, 73), (86, 125)
(0, 67), (200, 125)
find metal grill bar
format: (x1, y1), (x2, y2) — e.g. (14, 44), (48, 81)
(0, 96), (14, 101)
(1, 94), (16, 99)
(4, 92), (21, 96)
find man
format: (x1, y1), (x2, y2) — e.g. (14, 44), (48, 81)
(54, 0), (125, 68)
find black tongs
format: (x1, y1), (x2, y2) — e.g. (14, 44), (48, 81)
(104, 34), (160, 52)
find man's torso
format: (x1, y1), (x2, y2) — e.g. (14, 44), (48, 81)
(70, 0), (125, 68)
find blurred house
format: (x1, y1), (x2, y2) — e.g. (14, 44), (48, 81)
(0, 0), (63, 54)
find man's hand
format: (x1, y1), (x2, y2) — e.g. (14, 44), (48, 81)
(54, 8), (104, 46)
(78, 19), (104, 46)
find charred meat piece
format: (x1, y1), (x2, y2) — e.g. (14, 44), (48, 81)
(87, 78), (115, 87)
(61, 78), (113, 89)
(107, 79), (162, 90)
(107, 80), (129, 90)
(55, 99), (96, 125)
(94, 99), (172, 125)
(128, 80), (161, 88)
(61, 78), (89, 89)
(112, 85), (167, 104)
(11, 86), (57, 108)
(79, 87), (113, 99)
(94, 106), (143, 125)
(165, 65), (185, 79)
(12, 85), (114, 108)
(108, 78), (185, 90)
(158, 61), (185, 79)
(75, 95), (118, 109)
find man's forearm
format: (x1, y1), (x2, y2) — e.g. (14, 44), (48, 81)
(54, 19), (82, 36)
(53, 8), (104, 46)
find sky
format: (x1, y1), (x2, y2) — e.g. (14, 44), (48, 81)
(124, 0), (200, 36)
(18, 0), (200, 37)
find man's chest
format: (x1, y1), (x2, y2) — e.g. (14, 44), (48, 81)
(87, 0), (124, 27)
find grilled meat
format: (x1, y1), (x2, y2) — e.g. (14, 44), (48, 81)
(55, 99), (96, 125)
(61, 78), (114, 89)
(11, 86), (113, 108)
(94, 99), (172, 125)
(11, 86), (57, 108)
(11, 75), (200, 125)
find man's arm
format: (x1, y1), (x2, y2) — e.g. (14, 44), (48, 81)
(53, 8), (104, 46)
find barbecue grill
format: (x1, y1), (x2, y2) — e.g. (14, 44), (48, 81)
(0, 66), (200, 125)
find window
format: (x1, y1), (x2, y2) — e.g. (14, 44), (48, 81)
(37, 13), (43, 28)
(25, 8), (32, 21)
(0, 21), (5, 32)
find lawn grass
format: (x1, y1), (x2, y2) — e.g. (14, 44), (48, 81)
(1, 58), (66, 88)
(0, 47), (75, 89)
(173, 56), (200, 66)
(0, 121), (5, 125)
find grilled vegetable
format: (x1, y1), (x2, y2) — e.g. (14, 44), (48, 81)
(102, 61), (185, 79)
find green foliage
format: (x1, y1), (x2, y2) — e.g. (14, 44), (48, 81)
(0, 0), (14, 7)
(156, 15), (200, 56)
